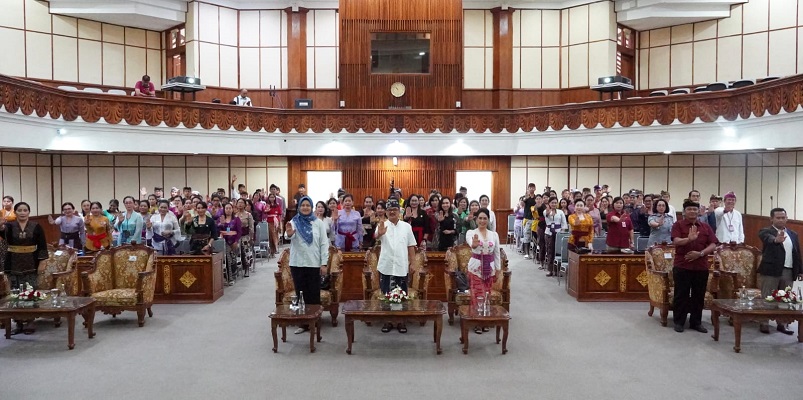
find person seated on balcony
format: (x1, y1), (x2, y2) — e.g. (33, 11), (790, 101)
(134, 75), (156, 97)
(233, 88), (252, 106)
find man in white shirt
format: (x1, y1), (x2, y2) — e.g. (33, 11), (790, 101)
(714, 191), (744, 244)
(233, 88), (252, 106)
(374, 199), (417, 333)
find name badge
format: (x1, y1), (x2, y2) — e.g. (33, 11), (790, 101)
(621, 221), (627, 228)
(728, 224), (734, 232)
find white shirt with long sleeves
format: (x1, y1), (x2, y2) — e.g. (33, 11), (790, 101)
(287, 218), (329, 268)
(375, 219), (417, 277)
(148, 212), (182, 252)
(714, 207), (744, 244)
(544, 209), (567, 236)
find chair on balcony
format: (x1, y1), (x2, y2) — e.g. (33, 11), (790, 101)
(363, 245), (429, 301)
(81, 244), (157, 327)
(758, 76), (780, 83)
(670, 88), (690, 95)
(107, 89), (128, 96)
(649, 90), (668, 97)
(714, 242), (761, 300)
(706, 82), (728, 91)
(57, 85), (78, 92)
(730, 79), (755, 89)
(444, 244), (510, 325)
(693, 86), (708, 93)
(645, 243), (721, 327)
(83, 87), (104, 94)
(274, 246), (343, 326)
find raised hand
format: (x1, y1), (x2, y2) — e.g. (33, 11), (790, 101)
(436, 210), (445, 222)
(140, 187), (147, 197)
(48, 215), (55, 225)
(146, 220), (153, 229)
(376, 220), (387, 236)
(285, 221), (294, 237)
(472, 234), (480, 249)
(776, 230), (786, 243)
(687, 225), (699, 242)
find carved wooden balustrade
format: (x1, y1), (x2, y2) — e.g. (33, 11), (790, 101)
(1, 74), (802, 133)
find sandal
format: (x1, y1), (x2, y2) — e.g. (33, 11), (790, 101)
(482, 327), (490, 332)
(474, 327), (483, 334)
(397, 323), (407, 334)
(381, 323), (393, 333)
(294, 327), (308, 334)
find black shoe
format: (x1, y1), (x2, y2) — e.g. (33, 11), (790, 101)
(673, 323), (684, 333)
(689, 325), (708, 333)
(759, 325), (770, 334)
(777, 325), (795, 335)
(381, 323), (392, 333)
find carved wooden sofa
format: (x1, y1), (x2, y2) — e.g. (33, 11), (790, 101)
(363, 245), (430, 301)
(275, 246), (343, 326)
(715, 242), (762, 300)
(81, 244), (157, 327)
(444, 243), (511, 325)
(645, 243), (721, 327)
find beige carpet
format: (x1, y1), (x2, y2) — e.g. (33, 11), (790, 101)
(1, 247), (801, 399)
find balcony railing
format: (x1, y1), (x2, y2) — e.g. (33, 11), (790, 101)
(1, 74), (801, 133)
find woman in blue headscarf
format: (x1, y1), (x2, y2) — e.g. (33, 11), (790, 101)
(284, 196), (330, 334)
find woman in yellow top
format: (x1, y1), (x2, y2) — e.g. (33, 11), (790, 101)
(567, 199), (594, 250)
(1, 195), (16, 221)
(84, 201), (113, 252)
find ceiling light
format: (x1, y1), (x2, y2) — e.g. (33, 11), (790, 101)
(723, 127), (736, 137)
(663, 150), (672, 154)
(57, 128), (66, 135)
(766, 147), (775, 150)
(394, 140), (400, 144)
(107, 150), (114, 153)
(419, 52), (425, 56)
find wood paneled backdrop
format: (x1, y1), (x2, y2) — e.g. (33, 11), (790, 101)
(288, 156), (512, 234)
(339, 0), (463, 109)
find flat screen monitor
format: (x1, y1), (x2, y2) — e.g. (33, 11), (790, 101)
(294, 99), (313, 109)
(370, 32), (430, 74)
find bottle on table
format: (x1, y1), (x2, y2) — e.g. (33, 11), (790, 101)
(299, 291), (305, 311)
(483, 291), (490, 315)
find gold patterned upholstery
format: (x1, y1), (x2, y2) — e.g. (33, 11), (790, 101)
(444, 243), (511, 325)
(37, 244), (81, 295)
(715, 242), (762, 300)
(363, 245), (430, 302)
(82, 244), (156, 327)
(645, 243), (721, 327)
(0, 271), (9, 298)
(274, 246), (343, 326)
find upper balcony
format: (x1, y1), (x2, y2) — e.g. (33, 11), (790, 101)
(1, 73), (802, 156)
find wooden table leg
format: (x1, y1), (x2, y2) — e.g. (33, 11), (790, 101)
(4, 318), (10, 339)
(54, 316), (61, 328)
(732, 317), (742, 353)
(501, 321), (509, 354)
(281, 326), (286, 342)
(434, 316), (443, 355)
(309, 321), (316, 353)
(84, 304), (96, 339)
(345, 317), (354, 355)
(67, 312), (76, 350)
(461, 319), (468, 354)
(798, 319), (802, 343)
(496, 325), (501, 344)
(317, 317), (322, 342)
(271, 319), (279, 353)
(711, 309), (720, 341)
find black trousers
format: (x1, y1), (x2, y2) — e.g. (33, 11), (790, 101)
(379, 272), (408, 294)
(290, 266), (322, 305)
(672, 267), (709, 327)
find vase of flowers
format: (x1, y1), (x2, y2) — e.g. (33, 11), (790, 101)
(383, 286), (411, 310)
(765, 286), (802, 309)
(11, 283), (46, 308)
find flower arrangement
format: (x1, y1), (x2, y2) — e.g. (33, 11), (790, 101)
(765, 286), (802, 304)
(11, 283), (47, 302)
(383, 286), (412, 304)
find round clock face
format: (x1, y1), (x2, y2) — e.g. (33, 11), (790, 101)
(391, 82), (406, 98)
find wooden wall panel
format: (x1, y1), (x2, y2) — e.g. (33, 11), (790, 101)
(339, 0), (462, 109)
(288, 156), (512, 233)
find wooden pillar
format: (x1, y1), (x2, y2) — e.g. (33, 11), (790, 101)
(285, 8), (309, 90)
(491, 7), (514, 109)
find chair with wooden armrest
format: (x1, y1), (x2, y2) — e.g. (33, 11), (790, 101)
(444, 244), (511, 325)
(363, 245), (429, 301)
(715, 242), (762, 301)
(646, 242), (721, 327)
(274, 246), (343, 326)
(81, 244), (157, 327)
(39, 244), (81, 295)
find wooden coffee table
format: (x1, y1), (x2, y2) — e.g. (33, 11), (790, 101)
(458, 305), (510, 354)
(269, 305), (323, 353)
(0, 296), (96, 350)
(711, 299), (803, 353)
(342, 300), (445, 355)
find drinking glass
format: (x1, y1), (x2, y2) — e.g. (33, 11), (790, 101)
(475, 296), (485, 314)
(747, 292), (757, 307)
(50, 289), (60, 307)
(290, 294), (299, 310)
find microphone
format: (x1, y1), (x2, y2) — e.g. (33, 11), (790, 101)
(770, 195), (774, 208)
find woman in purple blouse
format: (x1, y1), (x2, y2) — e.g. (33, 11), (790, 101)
(218, 203), (242, 285)
(333, 194), (363, 252)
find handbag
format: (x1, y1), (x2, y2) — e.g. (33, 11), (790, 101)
(454, 270), (470, 292)
(320, 274), (331, 290)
